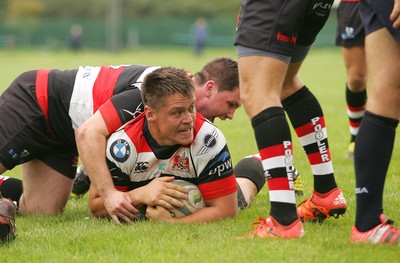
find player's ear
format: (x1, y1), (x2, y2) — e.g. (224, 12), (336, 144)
(144, 105), (155, 120)
(205, 80), (216, 97)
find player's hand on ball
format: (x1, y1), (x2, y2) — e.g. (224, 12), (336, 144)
(145, 205), (174, 222)
(143, 180), (206, 222)
(141, 176), (187, 209)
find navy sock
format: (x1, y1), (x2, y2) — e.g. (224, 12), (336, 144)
(0, 177), (23, 206)
(354, 111), (398, 231)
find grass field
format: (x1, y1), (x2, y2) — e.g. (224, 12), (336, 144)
(0, 47), (399, 262)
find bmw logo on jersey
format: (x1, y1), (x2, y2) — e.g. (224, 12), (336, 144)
(110, 139), (130, 162)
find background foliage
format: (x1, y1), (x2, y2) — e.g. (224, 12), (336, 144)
(1, 0), (239, 20)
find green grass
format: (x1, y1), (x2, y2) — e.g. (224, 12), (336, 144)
(1, 47), (399, 262)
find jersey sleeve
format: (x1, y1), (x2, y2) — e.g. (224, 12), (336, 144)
(191, 122), (237, 200)
(98, 88), (144, 134)
(197, 145), (237, 200)
(106, 128), (138, 186)
(106, 158), (131, 192)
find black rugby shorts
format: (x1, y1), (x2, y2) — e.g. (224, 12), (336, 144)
(336, 1), (365, 48)
(235, 0), (334, 56)
(0, 71), (78, 178)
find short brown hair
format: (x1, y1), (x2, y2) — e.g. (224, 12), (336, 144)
(141, 67), (195, 110)
(193, 57), (238, 92)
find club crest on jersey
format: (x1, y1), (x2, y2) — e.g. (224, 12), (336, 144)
(110, 139), (130, 162)
(196, 129), (219, 155)
(172, 152), (191, 173)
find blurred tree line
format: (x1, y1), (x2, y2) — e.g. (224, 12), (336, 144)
(0, 0), (337, 50)
(0, 0), (239, 22)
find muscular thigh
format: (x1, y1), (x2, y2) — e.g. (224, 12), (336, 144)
(20, 160), (73, 215)
(366, 29), (400, 119)
(238, 56), (288, 117)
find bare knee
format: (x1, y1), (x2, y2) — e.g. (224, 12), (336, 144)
(19, 193), (67, 215)
(347, 75), (367, 92)
(20, 160), (72, 215)
(237, 178), (258, 207)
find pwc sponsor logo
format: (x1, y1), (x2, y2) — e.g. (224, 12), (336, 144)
(208, 151), (233, 177)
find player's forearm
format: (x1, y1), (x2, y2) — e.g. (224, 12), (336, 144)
(167, 206), (236, 223)
(76, 125), (114, 195)
(89, 196), (109, 217)
(169, 192), (238, 223)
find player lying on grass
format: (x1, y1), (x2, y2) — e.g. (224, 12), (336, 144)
(89, 66), (240, 223)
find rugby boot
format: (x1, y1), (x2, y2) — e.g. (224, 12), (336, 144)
(241, 215), (304, 239)
(297, 187), (347, 223)
(350, 214), (400, 245)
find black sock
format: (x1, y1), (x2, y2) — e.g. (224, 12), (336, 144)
(346, 85), (366, 143)
(0, 177), (23, 206)
(283, 86), (337, 193)
(251, 107), (297, 225)
(354, 111), (398, 231)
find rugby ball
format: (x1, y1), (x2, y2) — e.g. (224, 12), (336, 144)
(169, 179), (206, 218)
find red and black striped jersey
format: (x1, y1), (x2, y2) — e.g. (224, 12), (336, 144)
(105, 112), (237, 201)
(35, 65), (159, 145)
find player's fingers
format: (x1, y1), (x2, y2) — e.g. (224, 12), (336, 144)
(120, 205), (139, 219)
(167, 183), (187, 194)
(157, 176), (175, 182)
(114, 208), (137, 224)
(111, 214), (122, 225)
(390, 2), (400, 28)
(166, 188), (187, 199)
(118, 214), (133, 224)
(393, 16), (400, 29)
(157, 198), (184, 209)
(126, 204), (139, 214)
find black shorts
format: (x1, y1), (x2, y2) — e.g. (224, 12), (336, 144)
(360, 0), (400, 43)
(335, 1), (365, 48)
(235, 0), (334, 57)
(0, 71), (78, 179)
